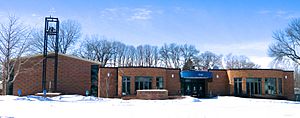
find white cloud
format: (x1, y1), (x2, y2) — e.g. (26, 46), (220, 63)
(249, 56), (273, 68)
(275, 10), (288, 17)
(99, 7), (153, 21)
(258, 9), (300, 19)
(100, 8), (126, 20)
(129, 8), (152, 20)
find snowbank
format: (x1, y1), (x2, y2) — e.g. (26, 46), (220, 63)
(0, 95), (299, 118)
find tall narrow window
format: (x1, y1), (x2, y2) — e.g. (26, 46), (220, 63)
(265, 78), (277, 95)
(156, 77), (164, 89)
(246, 78), (262, 95)
(234, 78), (242, 95)
(122, 76), (130, 95)
(278, 78), (282, 95)
(90, 65), (99, 97)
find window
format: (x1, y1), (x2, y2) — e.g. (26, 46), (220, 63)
(122, 76), (131, 95)
(265, 78), (277, 95)
(156, 77), (164, 89)
(246, 78), (262, 95)
(234, 78), (243, 95)
(278, 78), (282, 95)
(135, 76), (152, 91)
(90, 65), (98, 97)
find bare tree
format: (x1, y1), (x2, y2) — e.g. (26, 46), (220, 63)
(59, 20), (81, 54)
(152, 46), (159, 67)
(182, 58), (195, 70)
(159, 44), (171, 67)
(269, 18), (300, 65)
(180, 44), (199, 63)
(31, 19), (81, 54)
(74, 36), (115, 67)
(0, 16), (31, 95)
(124, 45), (136, 66)
(29, 29), (44, 54)
(196, 51), (223, 70)
(169, 43), (181, 68)
(111, 41), (126, 67)
(73, 36), (97, 60)
(0, 65), (2, 81)
(224, 53), (260, 69)
(136, 45), (144, 66)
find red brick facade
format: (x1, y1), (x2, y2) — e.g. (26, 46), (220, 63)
(98, 67), (181, 98)
(12, 53), (99, 95)
(208, 69), (295, 100)
(207, 70), (229, 96)
(9, 54), (295, 100)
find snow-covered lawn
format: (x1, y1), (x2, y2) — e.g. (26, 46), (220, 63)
(0, 95), (299, 118)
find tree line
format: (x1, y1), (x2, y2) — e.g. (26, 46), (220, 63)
(71, 36), (260, 69)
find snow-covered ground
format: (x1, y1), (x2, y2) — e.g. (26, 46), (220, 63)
(0, 95), (299, 118)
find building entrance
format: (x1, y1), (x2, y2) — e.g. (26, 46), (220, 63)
(246, 78), (262, 96)
(180, 71), (212, 98)
(182, 79), (206, 97)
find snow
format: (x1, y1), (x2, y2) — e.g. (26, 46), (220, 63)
(0, 95), (300, 118)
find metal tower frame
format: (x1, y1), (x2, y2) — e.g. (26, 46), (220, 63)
(42, 16), (59, 92)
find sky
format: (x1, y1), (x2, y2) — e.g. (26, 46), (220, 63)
(1, 0), (300, 68)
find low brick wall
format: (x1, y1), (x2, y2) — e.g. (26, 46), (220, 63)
(35, 93), (62, 97)
(136, 89), (168, 100)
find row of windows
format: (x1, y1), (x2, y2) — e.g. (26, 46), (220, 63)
(122, 76), (164, 95)
(234, 78), (283, 96)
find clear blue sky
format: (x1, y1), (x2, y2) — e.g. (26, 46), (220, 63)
(1, 0), (300, 68)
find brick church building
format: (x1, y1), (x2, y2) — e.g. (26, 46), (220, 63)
(5, 53), (295, 100)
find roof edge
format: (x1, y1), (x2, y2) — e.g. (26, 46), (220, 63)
(99, 66), (180, 70)
(21, 52), (101, 65)
(209, 68), (293, 72)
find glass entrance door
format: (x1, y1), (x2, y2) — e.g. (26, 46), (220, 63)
(182, 79), (206, 97)
(246, 78), (262, 96)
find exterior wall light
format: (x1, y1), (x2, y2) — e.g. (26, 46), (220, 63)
(171, 74), (175, 79)
(216, 75), (219, 78)
(107, 72), (111, 77)
(285, 75), (288, 79)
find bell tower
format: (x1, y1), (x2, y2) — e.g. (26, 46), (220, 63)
(42, 16), (59, 92)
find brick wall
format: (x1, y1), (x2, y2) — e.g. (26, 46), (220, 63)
(13, 54), (98, 96)
(166, 69), (181, 95)
(284, 71), (295, 100)
(98, 67), (181, 97)
(208, 70), (229, 96)
(226, 69), (294, 100)
(98, 67), (118, 98)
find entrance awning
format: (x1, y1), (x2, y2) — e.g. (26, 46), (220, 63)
(180, 71), (212, 79)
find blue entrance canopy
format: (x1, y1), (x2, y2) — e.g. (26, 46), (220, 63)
(180, 71), (213, 79)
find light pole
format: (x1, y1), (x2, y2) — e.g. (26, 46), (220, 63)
(106, 72), (110, 98)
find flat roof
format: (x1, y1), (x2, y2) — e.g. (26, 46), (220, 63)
(209, 68), (293, 72)
(99, 66), (181, 70)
